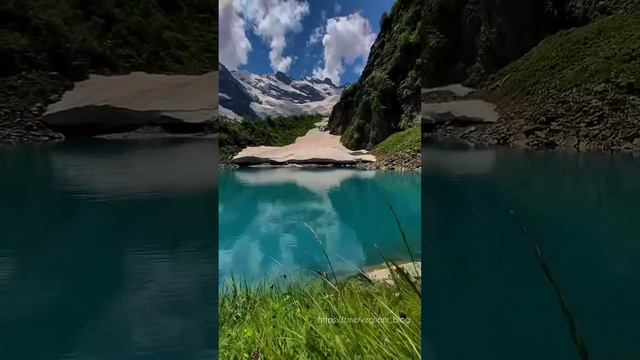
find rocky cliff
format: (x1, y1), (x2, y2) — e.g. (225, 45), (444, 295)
(419, 0), (639, 152)
(327, 0), (424, 150)
(419, 0), (638, 86)
(329, 0), (638, 152)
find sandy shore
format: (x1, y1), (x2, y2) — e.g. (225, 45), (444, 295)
(364, 262), (422, 285)
(232, 124), (376, 165)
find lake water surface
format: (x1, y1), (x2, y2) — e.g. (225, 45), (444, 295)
(218, 168), (421, 287)
(422, 141), (640, 360)
(0, 139), (218, 360)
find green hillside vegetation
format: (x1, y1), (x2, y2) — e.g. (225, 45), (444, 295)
(0, 0), (217, 79)
(0, 0), (218, 143)
(212, 115), (321, 163)
(419, 1), (639, 152)
(475, 12), (640, 151)
(328, 0), (423, 151)
(372, 126), (421, 171)
(373, 126), (420, 157)
(489, 12), (639, 102)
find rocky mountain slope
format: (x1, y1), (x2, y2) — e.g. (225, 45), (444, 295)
(327, 0), (424, 150)
(419, 0), (639, 152)
(418, 0), (639, 88)
(0, 0), (218, 143)
(219, 63), (342, 120)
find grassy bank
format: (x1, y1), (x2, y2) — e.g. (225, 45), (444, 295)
(473, 12), (640, 151)
(213, 115), (322, 164)
(489, 12), (640, 103)
(219, 264), (421, 359)
(371, 126), (421, 170)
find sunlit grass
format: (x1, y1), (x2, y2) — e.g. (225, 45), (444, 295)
(219, 198), (421, 359)
(219, 264), (421, 360)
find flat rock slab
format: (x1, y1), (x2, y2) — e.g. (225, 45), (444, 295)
(422, 84), (475, 97)
(365, 262), (421, 286)
(422, 99), (499, 124)
(45, 71), (218, 125)
(232, 128), (376, 165)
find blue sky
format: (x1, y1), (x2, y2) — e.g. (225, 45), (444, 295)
(219, 0), (395, 85)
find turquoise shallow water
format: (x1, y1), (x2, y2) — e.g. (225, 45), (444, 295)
(0, 139), (218, 360)
(218, 168), (421, 287)
(422, 141), (640, 360)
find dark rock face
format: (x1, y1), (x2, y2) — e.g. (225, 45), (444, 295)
(318, 78), (336, 87)
(327, 0), (423, 150)
(0, 72), (70, 144)
(418, 0), (637, 88)
(330, 0), (582, 148)
(42, 106), (211, 136)
(423, 9), (640, 153)
(426, 84), (640, 153)
(218, 63), (259, 119)
(274, 71), (292, 85)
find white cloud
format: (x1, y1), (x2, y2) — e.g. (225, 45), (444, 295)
(321, 10), (327, 22)
(238, 0), (310, 73)
(334, 3), (341, 13)
(313, 13), (376, 85)
(306, 26), (324, 46)
(219, 0), (252, 70)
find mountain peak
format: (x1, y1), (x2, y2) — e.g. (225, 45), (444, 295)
(274, 71), (292, 85)
(322, 78), (335, 87)
(309, 77), (337, 87)
(219, 68), (343, 120)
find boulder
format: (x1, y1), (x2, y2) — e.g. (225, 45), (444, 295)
(421, 100), (499, 125)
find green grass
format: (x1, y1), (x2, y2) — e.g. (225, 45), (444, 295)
(0, 0), (218, 78)
(215, 115), (321, 163)
(372, 126), (421, 157)
(219, 199), (421, 359)
(219, 271), (421, 360)
(490, 12), (640, 101)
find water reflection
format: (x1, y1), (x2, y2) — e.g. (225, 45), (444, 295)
(49, 139), (218, 200)
(423, 143), (640, 360)
(0, 139), (218, 360)
(219, 168), (420, 287)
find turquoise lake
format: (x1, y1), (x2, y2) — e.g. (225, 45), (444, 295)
(422, 141), (640, 360)
(0, 139), (218, 360)
(218, 168), (421, 288)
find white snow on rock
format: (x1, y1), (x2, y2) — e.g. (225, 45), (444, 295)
(232, 127), (375, 165)
(46, 71), (218, 123)
(220, 63), (343, 119)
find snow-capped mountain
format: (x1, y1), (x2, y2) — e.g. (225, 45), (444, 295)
(219, 63), (343, 120)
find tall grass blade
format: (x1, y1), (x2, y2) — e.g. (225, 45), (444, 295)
(305, 222), (340, 290)
(379, 189), (419, 275)
(510, 210), (590, 360)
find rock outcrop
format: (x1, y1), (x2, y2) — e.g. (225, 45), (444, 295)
(418, 0), (639, 89)
(422, 100), (499, 125)
(327, 0), (423, 150)
(0, 0), (218, 144)
(424, 11), (640, 152)
(42, 72), (218, 135)
(232, 128), (375, 166)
